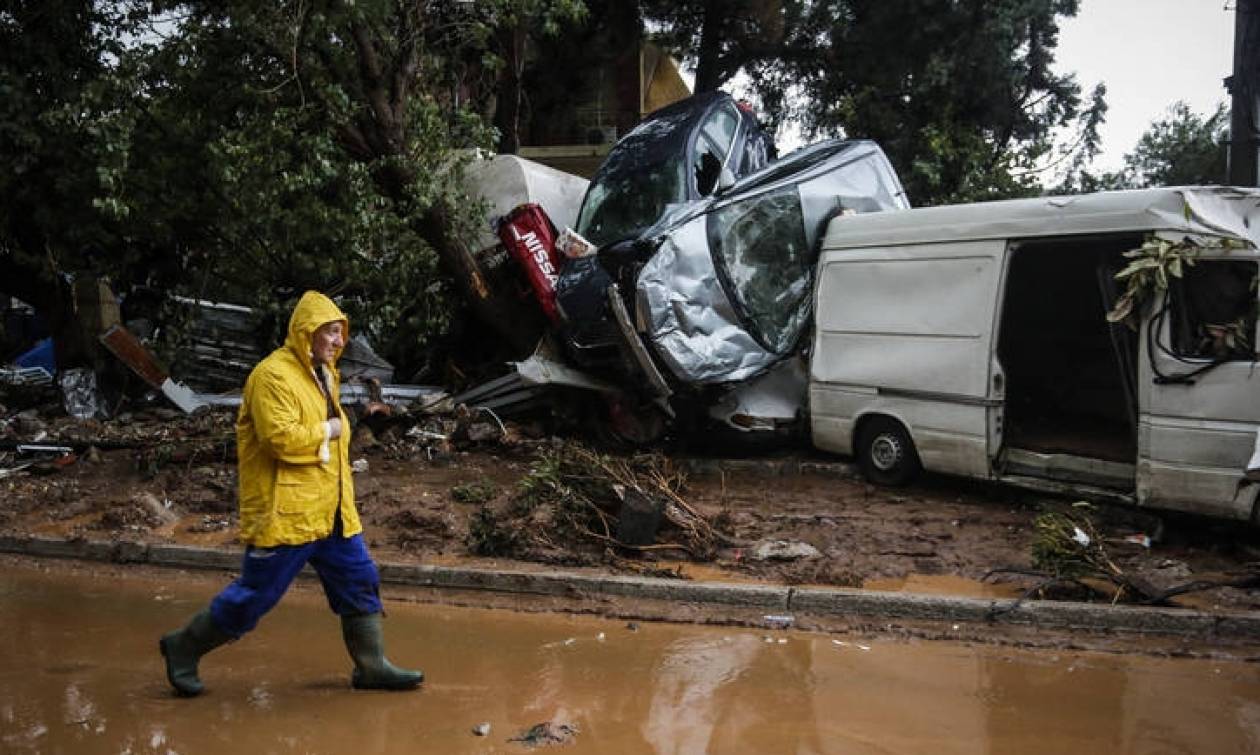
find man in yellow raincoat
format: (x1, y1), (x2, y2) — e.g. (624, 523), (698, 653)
(159, 291), (422, 696)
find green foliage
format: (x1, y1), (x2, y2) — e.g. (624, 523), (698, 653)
(643, 0), (788, 92)
(1060, 101), (1229, 193)
(644, 0), (1101, 206)
(1030, 505), (1114, 580)
(466, 505), (522, 556)
(1107, 234), (1249, 330)
(1107, 236), (1199, 329)
(1, 0), (576, 375)
(1122, 102), (1229, 188)
(450, 481), (498, 504)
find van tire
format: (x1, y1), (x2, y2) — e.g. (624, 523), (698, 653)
(857, 417), (921, 487)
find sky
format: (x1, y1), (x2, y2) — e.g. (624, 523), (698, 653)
(1055, 0), (1236, 172)
(688, 1), (1238, 176)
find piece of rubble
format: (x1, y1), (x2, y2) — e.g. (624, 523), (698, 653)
(615, 488), (663, 546)
(508, 722), (578, 747)
(133, 492), (179, 526)
(59, 368), (103, 419)
(750, 539), (823, 561)
(99, 324), (205, 414)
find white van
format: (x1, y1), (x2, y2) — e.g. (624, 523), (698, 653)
(810, 187), (1260, 522)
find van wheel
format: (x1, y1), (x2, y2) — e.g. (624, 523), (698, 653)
(857, 417), (921, 487)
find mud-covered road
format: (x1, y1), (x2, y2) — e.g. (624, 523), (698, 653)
(1, 407), (1258, 621)
(4, 561), (1259, 754)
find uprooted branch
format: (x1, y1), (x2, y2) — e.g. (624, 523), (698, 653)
(466, 441), (735, 560)
(982, 505), (1260, 608)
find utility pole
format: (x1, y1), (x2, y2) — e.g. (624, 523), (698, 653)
(1227, 0), (1259, 186)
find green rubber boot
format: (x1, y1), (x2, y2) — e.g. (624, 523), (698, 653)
(341, 613), (424, 690)
(159, 608), (233, 696)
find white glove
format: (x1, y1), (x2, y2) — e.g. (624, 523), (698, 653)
(326, 417), (343, 439)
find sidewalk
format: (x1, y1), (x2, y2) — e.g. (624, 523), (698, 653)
(4, 532), (1258, 642)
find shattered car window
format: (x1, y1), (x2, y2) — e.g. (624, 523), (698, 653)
(694, 106), (739, 196)
(576, 158), (687, 249)
(575, 92), (775, 250)
(710, 185), (811, 354)
(1168, 260), (1259, 360)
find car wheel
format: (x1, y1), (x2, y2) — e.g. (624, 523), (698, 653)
(857, 417), (920, 487)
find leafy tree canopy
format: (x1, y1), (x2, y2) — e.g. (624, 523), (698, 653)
(643, 0), (1107, 206)
(1057, 102), (1229, 193)
(0, 0), (582, 377)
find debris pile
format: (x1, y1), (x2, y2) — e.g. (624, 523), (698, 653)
(466, 441), (733, 562)
(984, 503), (1260, 607)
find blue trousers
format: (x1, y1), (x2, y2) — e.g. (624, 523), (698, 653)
(209, 533), (383, 637)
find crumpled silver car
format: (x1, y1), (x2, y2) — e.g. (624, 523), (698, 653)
(554, 138), (909, 445)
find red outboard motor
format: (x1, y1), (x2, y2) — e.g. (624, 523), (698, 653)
(497, 203), (562, 324)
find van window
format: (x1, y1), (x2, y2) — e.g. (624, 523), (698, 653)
(710, 184), (810, 353)
(1167, 260), (1258, 361)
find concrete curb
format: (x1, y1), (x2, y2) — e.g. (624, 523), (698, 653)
(3, 534), (1256, 639)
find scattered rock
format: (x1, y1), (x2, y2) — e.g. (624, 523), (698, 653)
(133, 492), (179, 526)
(187, 515), (232, 533)
(508, 722), (578, 747)
(465, 422), (500, 443)
(15, 409), (45, 436)
(472, 722), (491, 737)
(750, 539), (822, 561)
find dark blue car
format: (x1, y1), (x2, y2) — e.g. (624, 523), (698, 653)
(575, 91), (776, 249)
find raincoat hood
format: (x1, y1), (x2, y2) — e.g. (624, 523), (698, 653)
(284, 291), (349, 371)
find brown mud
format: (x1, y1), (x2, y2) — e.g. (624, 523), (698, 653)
(3, 560), (1259, 755)
(1, 407), (1258, 625)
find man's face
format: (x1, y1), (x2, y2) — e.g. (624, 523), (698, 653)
(311, 321), (344, 366)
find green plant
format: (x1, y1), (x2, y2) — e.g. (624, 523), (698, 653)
(135, 443), (176, 480)
(1107, 234), (1249, 330)
(1196, 317), (1252, 359)
(449, 481), (497, 505)
(1030, 505), (1116, 581)
(465, 506), (520, 557)
(1107, 236), (1198, 329)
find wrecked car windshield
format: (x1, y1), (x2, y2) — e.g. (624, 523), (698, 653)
(576, 107), (699, 248)
(710, 185), (812, 354)
(575, 158), (687, 248)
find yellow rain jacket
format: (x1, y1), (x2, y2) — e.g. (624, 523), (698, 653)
(236, 291), (361, 546)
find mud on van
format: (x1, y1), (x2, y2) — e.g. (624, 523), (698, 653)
(809, 187), (1260, 522)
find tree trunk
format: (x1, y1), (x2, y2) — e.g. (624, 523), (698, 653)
(494, 24), (526, 154)
(693, 0), (725, 92)
(416, 205), (546, 357)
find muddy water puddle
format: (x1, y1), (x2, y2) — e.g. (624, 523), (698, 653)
(2, 563), (1258, 754)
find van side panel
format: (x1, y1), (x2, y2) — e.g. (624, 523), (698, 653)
(811, 241), (1005, 479)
